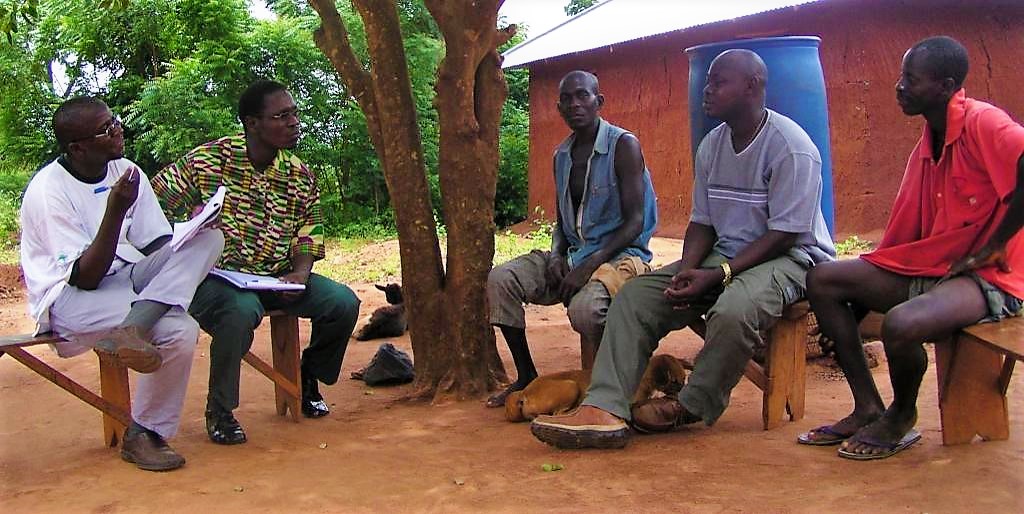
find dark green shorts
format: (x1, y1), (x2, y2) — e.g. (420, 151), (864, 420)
(909, 273), (1022, 323)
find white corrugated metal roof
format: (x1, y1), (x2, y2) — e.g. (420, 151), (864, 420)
(502, 0), (823, 68)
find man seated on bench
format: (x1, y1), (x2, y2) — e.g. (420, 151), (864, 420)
(485, 70), (658, 408)
(529, 49), (836, 449)
(801, 36), (1024, 460)
(152, 80), (361, 446)
(19, 97), (224, 471)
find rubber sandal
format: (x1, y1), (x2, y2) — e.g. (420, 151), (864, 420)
(485, 385), (517, 408)
(837, 428), (922, 460)
(797, 424), (854, 446)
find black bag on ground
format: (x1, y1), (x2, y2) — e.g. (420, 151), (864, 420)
(351, 343), (414, 386)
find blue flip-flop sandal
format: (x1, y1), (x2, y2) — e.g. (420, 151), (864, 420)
(837, 428), (922, 460)
(797, 424), (854, 446)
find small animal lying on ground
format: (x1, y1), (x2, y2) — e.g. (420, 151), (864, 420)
(354, 283), (407, 341)
(504, 354), (692, 422)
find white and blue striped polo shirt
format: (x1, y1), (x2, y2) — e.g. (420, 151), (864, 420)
(691, 110), (835, 263)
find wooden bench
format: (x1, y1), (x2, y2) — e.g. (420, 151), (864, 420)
(0, 332), (132, 447)
(0, 311), (302, 447)
(689, 300), (810, 430)
(935, 316), (1024, 445)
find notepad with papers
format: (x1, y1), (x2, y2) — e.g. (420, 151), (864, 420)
(209, 268), (306, 291)
(169, 186), (226, 251)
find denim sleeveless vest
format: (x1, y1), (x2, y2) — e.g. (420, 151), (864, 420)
(554, 118), (658, 269)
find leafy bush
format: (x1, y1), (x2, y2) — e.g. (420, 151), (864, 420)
(495, 103), (529, 228)
(834, 235), (874, 256)
(494, 218), (554, 266)
(0, 160), (32, 250)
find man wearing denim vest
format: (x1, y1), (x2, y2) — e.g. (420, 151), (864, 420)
(485, 70), (659, 408)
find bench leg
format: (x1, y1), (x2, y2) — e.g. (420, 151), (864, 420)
(787, 322), (807, 423)
(2, 347), (132, 447)
(97, 353), (131, 447)
(935, 335), (1010, 445)
(270, 315), (302, 422)
(762, 316), (806, 430)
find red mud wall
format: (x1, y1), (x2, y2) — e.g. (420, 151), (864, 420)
(523, 0), (1024, 239)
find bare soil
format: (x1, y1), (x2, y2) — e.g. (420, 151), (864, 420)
(1, 239), (1022, 513)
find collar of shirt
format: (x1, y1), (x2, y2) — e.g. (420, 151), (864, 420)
(919, 88), (968, 161)
(558, 117), (613, 156)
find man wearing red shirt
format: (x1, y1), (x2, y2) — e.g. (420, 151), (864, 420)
(801, 36), (1024, 459)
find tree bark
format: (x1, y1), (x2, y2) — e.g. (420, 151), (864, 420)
(309, 0), (514, 402)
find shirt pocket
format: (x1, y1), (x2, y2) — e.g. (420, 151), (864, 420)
(950, 174), (996, 221)
(583, 158), (620, 225)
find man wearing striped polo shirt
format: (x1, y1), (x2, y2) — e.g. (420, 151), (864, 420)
(531, 49), (835, 449)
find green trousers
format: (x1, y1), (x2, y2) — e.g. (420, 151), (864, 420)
(582, 250), (810, 425)
(190, 273), (360, 412)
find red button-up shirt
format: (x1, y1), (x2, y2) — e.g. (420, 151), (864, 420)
(862, 89), (1024, 298)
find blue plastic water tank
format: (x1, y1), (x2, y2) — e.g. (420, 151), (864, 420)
(685, 36), (835, 235)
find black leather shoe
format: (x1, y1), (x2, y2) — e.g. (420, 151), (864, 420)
(301, 369), (330, 418)
(205, 408), (247, 445)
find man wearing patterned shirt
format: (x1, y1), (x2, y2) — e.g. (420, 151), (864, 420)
(153, 80), (360, 445)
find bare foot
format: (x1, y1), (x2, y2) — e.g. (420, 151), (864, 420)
(798, 411), (881, 445)
(485, 377), (535, 408)
(840, 408), (918, 457)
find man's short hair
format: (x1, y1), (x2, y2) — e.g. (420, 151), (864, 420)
(53, 96), (106, 152)
(238, 80), (288, 122)
(559, 70), (600, 95)
(910, 36), (969, 88)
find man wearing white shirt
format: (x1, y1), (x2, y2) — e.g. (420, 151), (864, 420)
(19, 97), (223, 471)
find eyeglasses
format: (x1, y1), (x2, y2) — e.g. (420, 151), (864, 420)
(71, 116), (123, 143)
(264, 108), (299, 122)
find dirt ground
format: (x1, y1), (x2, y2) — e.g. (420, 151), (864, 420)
(1, 240), (1022, 513)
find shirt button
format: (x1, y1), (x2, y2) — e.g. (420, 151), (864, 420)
(969, 197), (977, 205)
(937, 193), (942, 198)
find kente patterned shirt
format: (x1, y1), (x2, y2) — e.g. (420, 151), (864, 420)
(152, 134), (325, 276)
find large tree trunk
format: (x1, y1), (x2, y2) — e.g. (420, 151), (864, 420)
(309, 0), (514, 402)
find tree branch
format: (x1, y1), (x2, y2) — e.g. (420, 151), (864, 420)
(307, 0), (384, 152)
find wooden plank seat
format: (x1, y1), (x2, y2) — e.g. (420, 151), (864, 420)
(0, 332), (131, 447)
(935, 316), (1024, 445)
(0, 311), (301, 447)
(688, 300), (811, 430)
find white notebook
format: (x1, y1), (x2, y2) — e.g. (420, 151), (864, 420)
(209, 268), (306, 291)
(169, 186), (226, 251)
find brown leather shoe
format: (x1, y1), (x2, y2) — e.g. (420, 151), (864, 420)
(530, 405), (630, 449)
(121, 426), (185, 471)
(630, 397), (701, 434)
(94, 326), (162, 374)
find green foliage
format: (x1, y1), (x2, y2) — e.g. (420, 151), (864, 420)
(834, 235), (874, 256)
(493, 217), (553, 266)
(0, 0), (531, 240)
(495, 103), (528, 227)
(0, 27), (58, 166)
(564, 0), (598, 16)
(0, 159), (31, 195)
(0, 159), (31, 253)
(315, 237), (402, 284)
(128, 13), (350, 166)
(0, 0), (38, 43)
(494, 28), (530, 228)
